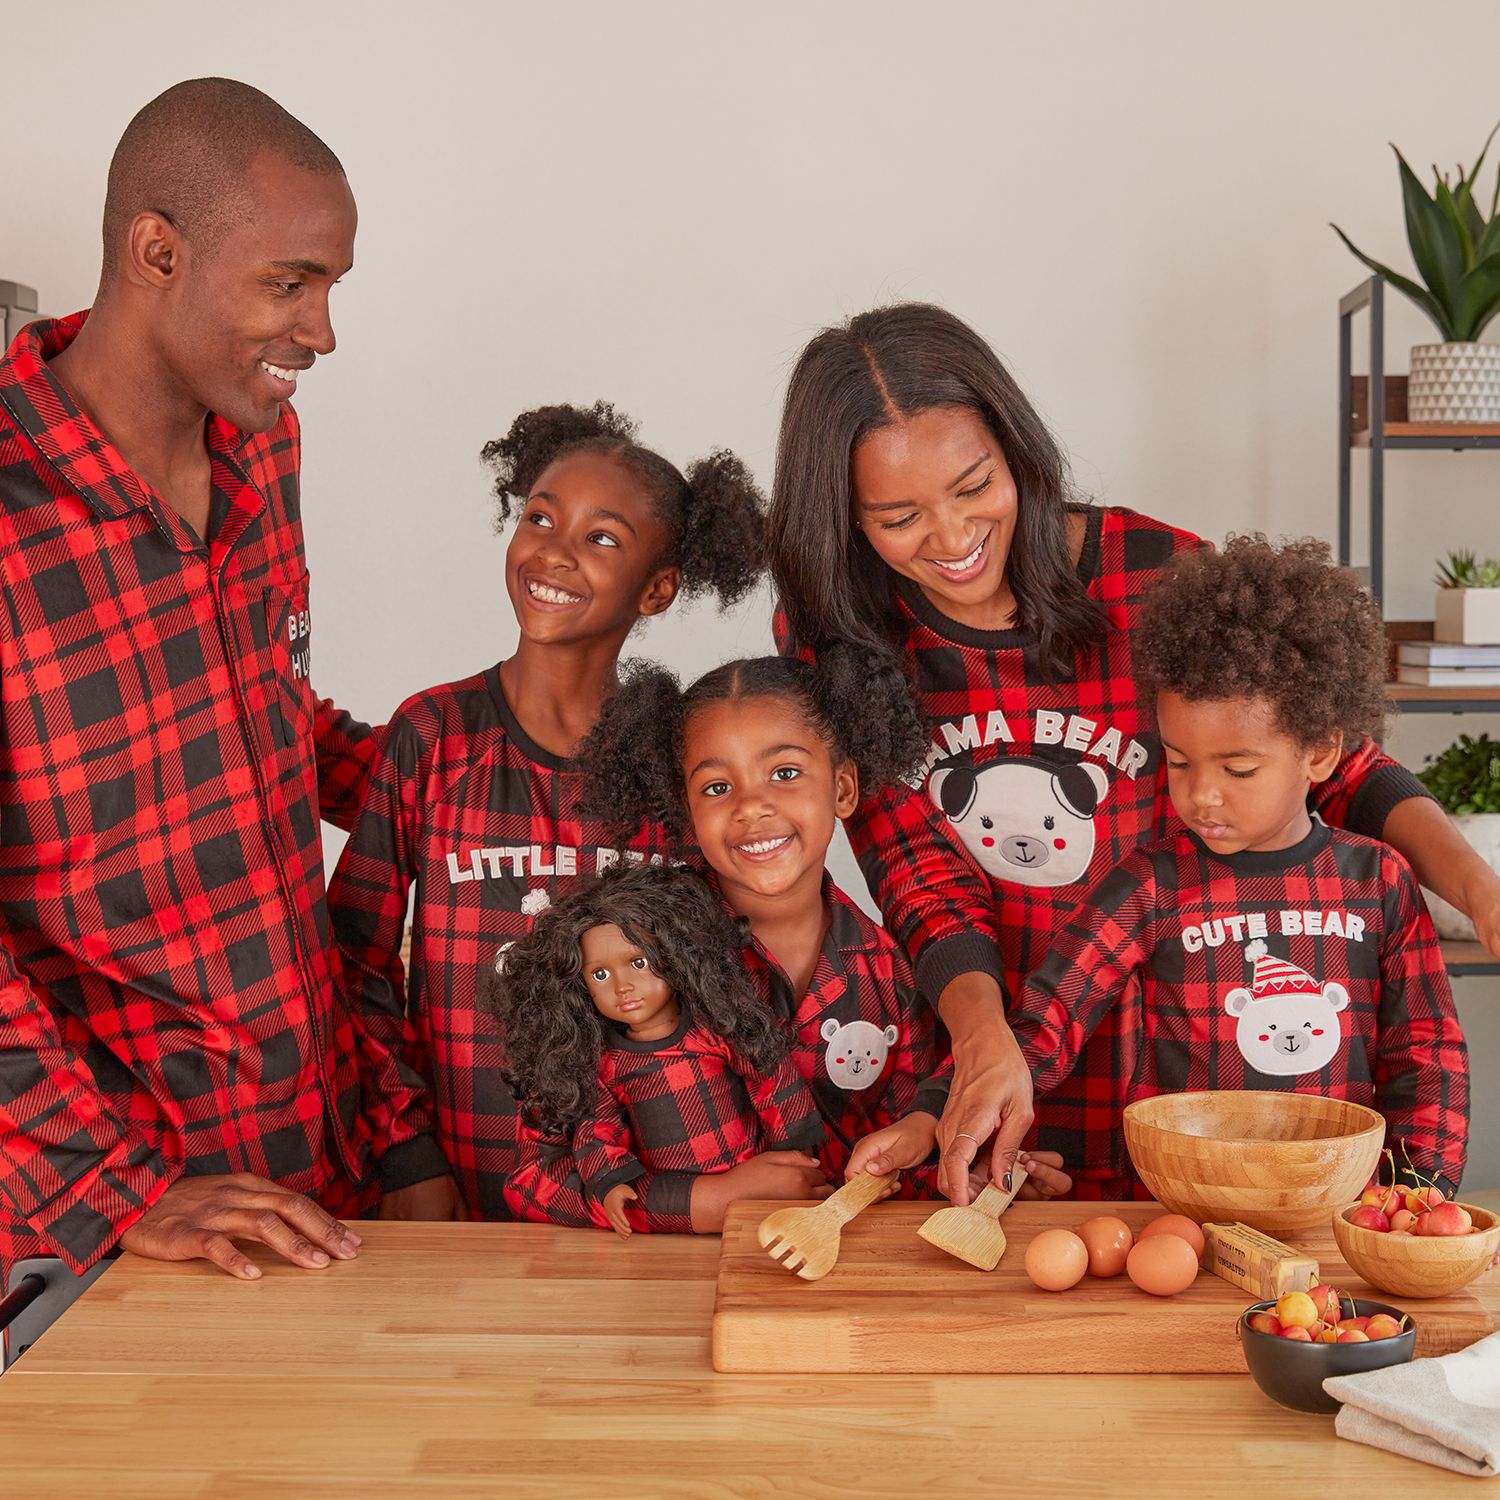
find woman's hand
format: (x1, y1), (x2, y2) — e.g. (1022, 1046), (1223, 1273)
(1461, 863), (1500, 961)
(934, 973), (1035, 1205)
(844, 1112), (938, 1180)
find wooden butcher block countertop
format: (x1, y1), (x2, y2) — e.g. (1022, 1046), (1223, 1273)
(0, 1218), (1497, 1499)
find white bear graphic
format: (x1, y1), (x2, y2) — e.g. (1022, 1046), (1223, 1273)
(1224, 939), (1348, 1076)
(821, 1018), (898, 1090)
(927, 755), (1109, 888)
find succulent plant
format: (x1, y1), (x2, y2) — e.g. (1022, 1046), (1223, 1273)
(1434, 549), (1500, 589)
(1333, 121), (1500, 342)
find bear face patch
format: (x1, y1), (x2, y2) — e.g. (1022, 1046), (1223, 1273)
(820, 1018), (898, 1090)
(1224, 939), (1348, 1077)
(927, 754), (1109, 888)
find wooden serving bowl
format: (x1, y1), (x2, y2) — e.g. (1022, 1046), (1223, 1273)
(1333, 1202), (1500, 1298)
(1123, 1092), (1384, 1235)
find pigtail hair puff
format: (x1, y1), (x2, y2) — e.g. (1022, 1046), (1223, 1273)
(811, 642), (929, 797)
(578, 661), (692, 844)
(677, 450), (767, 608)
(480, 401), (636, 526)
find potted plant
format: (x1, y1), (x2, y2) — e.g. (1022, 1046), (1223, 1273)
(1417, 733), (1500, 940)
(1434, 550), (1500, 643)
(1334, 122), (1500, 423)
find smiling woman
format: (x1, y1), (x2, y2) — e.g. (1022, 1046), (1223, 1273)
(765, 300), (1472, 1206)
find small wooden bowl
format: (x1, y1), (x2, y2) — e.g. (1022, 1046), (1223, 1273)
(1123, 1092), (1384, 1235)
(1333, 1202), (1500, 1298)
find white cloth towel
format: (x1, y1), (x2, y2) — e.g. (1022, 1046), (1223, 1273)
(1323, 1331), (1500, 1477)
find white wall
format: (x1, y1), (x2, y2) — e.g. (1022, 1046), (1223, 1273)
(6, 0), (1497, 1183)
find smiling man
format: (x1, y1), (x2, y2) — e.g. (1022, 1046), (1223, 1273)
(0, 78), (456, 1299)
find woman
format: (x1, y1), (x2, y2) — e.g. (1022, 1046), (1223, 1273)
(767, 301), (1500, 1204)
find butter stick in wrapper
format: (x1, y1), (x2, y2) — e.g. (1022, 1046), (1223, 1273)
(1201, 1221), (1319, 1299)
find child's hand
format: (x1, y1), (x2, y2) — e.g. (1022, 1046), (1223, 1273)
(602, 1183), (638, 1238)
(378, 1174), (468, 1221)
(845, 1112), (939, 1180)
(1014, 1150), (1072, 1200)
(688, 1151), (832, 1233)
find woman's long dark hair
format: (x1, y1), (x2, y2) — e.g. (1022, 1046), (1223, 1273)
(769, 302), (1107, 680)
(483, 862), (788, 1137)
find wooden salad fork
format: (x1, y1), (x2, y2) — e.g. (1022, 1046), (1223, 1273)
(917, 1164), (1030, 1270)
(756, 1171), (899, 1281)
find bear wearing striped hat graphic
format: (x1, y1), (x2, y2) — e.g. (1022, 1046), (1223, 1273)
(1223, 938), (1348, 1077)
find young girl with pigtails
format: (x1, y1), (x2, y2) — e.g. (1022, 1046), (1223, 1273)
(327, 402), (801, 1222)
(569, 646), (1075, 1216)
(489, 861), (827, 1237)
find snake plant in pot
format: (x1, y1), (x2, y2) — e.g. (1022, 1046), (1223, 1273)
(1333, 122), (1500, 422)
(1417, 733), (1500, 941)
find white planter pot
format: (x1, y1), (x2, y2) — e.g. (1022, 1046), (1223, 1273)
(1434, 587), (1500, 644)
(1408, 342), (1500, 422)
(1423, 812), (1500, 942)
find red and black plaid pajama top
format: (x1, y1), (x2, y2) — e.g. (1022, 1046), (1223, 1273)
(572, 1016), (824, 1222)
(327, 667), (679, 1220)
(505, 874), (952, 1228)
(1010, 824), (1469, 1194)
(811, 506), (1436, 1193)
(0, 313), (429, 1276)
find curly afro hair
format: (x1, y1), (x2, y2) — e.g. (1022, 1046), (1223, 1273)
(482, 862), (788, 1137)
(479, 400), (766, 608)
(1135, 534), (1388, 748)
(578, 643), (930, 845)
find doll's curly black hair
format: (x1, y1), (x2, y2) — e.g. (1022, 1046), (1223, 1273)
(479, 401), (765, 607)
(1135, 534), (1388, 748)
(483, 862), (787, 1137)
(578, 643), (931, 845)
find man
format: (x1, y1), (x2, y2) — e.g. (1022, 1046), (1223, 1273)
(0, 78), (459, 1290)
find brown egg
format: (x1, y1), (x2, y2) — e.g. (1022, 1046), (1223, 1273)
(1024, 1229), (1090, 1292)
(1138, 1213), (1206, 1259)
(1077, 1215), (1134, 1278)
(1126, 1233), (1200, 1296)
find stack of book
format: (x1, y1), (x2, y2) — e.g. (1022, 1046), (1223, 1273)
(1396, 641), (1500, 687)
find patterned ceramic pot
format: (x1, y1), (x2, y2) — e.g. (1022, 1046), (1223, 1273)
(1423, 812), (1500, 940)
(1408, 342), (1500, 422)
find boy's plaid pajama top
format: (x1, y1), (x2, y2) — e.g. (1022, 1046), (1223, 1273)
(0, 313), (429, 1276)
(825, 506), (1436, 1193)
(1009, 824), (1470, 1194)
(327, 666), (679, 1220)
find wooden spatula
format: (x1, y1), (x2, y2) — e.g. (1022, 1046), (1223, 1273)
(756, 1171), (898, 1281)
(917, 1164), (1029, 1270)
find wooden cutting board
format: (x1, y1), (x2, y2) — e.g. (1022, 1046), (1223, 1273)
(712, 1199), (1495, 1373)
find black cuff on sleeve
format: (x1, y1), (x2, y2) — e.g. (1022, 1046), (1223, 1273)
(1345, 765), (1435, 839)
(913, 932), (1009, 1008)
(639, 1169), (696, 1226)
(586, 1160), (647, 1202)
(377, 1133), (454, 1193)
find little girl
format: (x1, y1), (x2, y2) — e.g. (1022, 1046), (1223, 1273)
(491, 862), (826, 1237)
(578, 646), (1073, 1212)
(1010, 537), (1470, 1194)
(328, 403), (769, 1221)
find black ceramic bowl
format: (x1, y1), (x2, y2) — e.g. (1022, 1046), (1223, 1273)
(1238, 1298), (1416, 1414)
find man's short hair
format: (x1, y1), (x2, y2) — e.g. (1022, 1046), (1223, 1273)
(101, 77), (344, 282)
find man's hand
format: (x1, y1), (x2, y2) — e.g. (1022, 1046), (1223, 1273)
(602, 1183), (638, 1238)
(119, 1173), (363, 1280)
(379, 1174), (467, 1221)
(689, 1150), (832, 1233)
